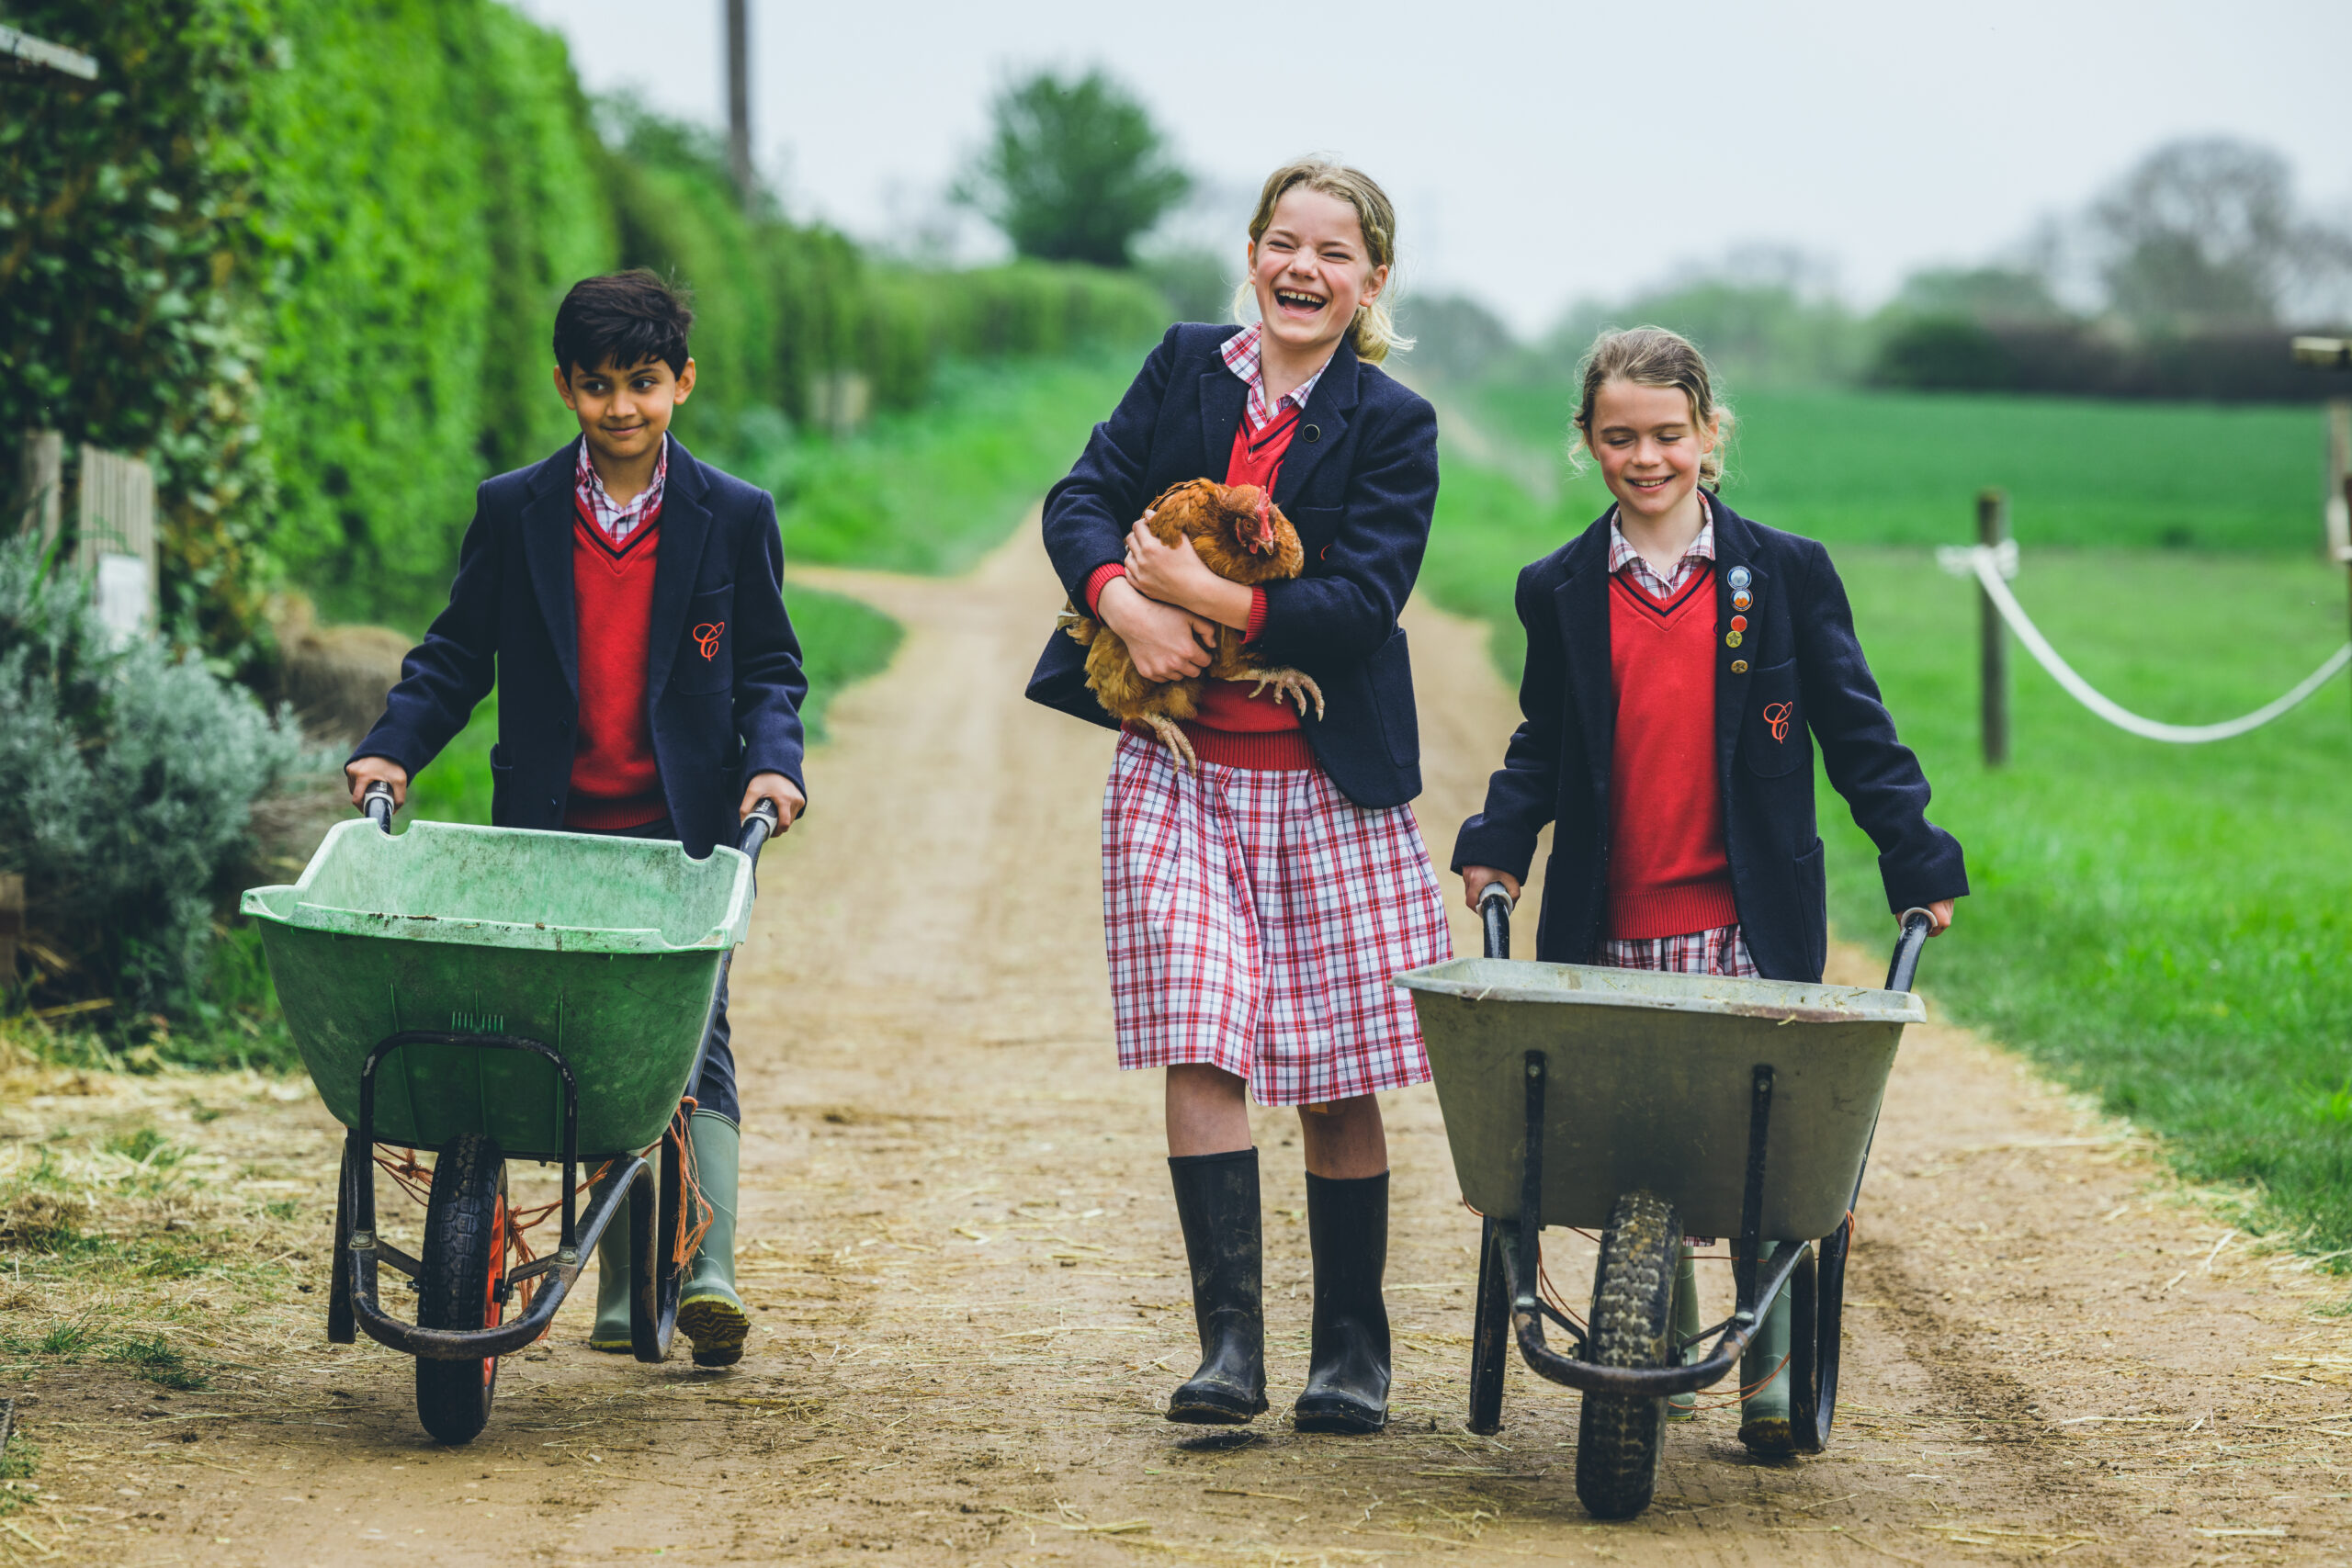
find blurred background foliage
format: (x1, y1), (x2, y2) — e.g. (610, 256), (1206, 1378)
(2, 0), (1171, 646)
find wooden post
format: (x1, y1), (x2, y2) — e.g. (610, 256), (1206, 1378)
(75, 444), (157, 639)
(14, 430), (62, 547)
(724, 0), (752, 208)
(1978, 489), (2009, 768)
(0, 873), (21, 987)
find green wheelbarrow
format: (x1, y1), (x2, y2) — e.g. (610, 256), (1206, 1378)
(241, 785), (779, 1444)
(1394, 889), (1933, 1519)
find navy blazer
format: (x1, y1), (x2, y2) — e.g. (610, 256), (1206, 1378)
(1028, 323), (1440, 809)
(1452, 500), (1966, 982)
(351, 435), (808, 859)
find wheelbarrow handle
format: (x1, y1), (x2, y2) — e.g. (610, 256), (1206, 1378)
(1884, 907), (1935, 993)
(1478, 880), (1514, 962)
(362, 780), (395, 835)
(736, 797), (781, 858)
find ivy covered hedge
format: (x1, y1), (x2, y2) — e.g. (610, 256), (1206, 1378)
(3, 0), (1168, 637)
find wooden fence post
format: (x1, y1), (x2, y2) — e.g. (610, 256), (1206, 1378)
(14, 430), (62, 547)
(74, 443), (157, 640)
(0, 873), (21, 987)
(1979, 489), (2010, 768)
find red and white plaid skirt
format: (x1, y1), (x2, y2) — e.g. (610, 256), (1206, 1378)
(1599, 924), (1759, 976)
(1100, 732), (1451, 1107)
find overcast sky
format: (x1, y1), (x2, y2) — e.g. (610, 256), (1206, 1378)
(513, 0), (2352, 335)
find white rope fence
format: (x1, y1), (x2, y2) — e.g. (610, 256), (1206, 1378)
(1936, 544), (2352, 744)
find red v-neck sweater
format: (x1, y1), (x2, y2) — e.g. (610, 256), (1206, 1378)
(1605, 569), (1738, 939)
(564, 499), (668, 831)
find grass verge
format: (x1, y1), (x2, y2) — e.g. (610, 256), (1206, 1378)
(1427, 401), (2352, 1255)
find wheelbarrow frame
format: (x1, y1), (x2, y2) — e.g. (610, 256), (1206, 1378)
(1455, 887), (1932, 1452)
(321, 789), (777, 1376)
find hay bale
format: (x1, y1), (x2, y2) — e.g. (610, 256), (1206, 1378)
(272, 599), (413, 743)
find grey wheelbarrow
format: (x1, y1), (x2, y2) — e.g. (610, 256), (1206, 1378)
(1393, 890), (1934, 1519)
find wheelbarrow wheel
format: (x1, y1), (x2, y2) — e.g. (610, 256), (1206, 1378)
(1466, 1216), (1510, 1435)
(1576, 1190), (1679, 1521)
(414, 1133), (508, 1445)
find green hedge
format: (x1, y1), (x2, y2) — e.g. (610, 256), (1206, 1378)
(4, 2), (1170, 639)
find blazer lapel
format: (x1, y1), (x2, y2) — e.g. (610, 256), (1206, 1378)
(645, 435), (712, 706)
(1197, 370), (1247, 480)
(1551, 522), (1616, 794)
(1272, 340), (1359, 508)
(524, 440), (582, 696)
(1710, 498), (1766, 796)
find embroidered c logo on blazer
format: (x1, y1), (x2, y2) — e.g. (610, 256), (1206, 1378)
(694, 622), (726, 660)
(1763, 702), (1792, 743)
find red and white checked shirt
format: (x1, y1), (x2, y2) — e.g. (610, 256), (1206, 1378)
(573, 435), (669, 548)
(1599, 494), (1756, 978)
(1220, 323), (1330, 433)
(1606, 496), (1715, 601)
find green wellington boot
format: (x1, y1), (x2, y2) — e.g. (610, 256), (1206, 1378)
(1667, 1244), (1702, 1421)
(587, 1170), (634, 1353)
(674, 1110), (751, 1369)
(1738, 1240), (1796, 1453)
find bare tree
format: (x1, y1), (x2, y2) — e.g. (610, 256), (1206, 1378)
(2087, 137), (2347, 328)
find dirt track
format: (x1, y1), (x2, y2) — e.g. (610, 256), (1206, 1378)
(6, 525), (2349, 1565)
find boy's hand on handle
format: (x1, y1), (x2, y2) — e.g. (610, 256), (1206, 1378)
(345, 755), (409, 812)
(1925, 898), (1954, 935)
(1098, 575), (1217, 683)
(1461, 865), (1521, 912)
(739, 772), (804, 832)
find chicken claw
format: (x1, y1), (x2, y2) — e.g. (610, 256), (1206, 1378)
(1245, 666), (1325, 720)
(1143, 712), (1201, 773)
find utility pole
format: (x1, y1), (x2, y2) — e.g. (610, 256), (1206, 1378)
(725, 0), (752, 209)
(2291, 337), (2351, 717)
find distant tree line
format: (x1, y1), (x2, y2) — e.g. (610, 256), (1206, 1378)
(1395, 137), (2352, 403)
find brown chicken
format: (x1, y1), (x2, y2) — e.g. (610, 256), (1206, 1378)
(1060, 478), (1324, 770)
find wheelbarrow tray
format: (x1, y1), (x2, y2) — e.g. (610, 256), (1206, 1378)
(243, 819), (754, 1160)
(1398, 957), (1923, 1241)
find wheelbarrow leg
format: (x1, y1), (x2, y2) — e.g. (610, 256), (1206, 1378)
(1466, 1215), (1510, 1435)
(328, 1133), (359, 1345)
(630, 1118), (685, 1362)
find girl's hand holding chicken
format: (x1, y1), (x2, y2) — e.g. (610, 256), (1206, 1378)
(1096, 570), (1219, 683)
(1124, 512), (1257, 632)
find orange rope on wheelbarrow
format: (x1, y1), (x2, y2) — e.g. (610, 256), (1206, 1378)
(372, 1148), (619, 1344)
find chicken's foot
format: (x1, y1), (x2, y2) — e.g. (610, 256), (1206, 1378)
(1142, 712), (1201, 773)
(1241, 666), (1326, 720)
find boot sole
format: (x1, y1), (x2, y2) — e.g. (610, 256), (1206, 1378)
(1166, 1389), (1267, 1425)
(1293, 1399), (1386, 1435)
(1738, 1416), (1797, 1455)
(677, 1294), (750, 1368)
(586, 1337), (632, 1354)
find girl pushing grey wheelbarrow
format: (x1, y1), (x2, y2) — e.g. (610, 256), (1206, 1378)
(1454, 326), (1966, 1456)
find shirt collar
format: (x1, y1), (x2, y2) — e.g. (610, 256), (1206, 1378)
(574, 434), (670, 536)
(1220, 323), (1331, 416)
(1607, 494), (1716, 574)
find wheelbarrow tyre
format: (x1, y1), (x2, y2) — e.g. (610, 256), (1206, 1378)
(414, 1133), (508, 1446)
(1576, 1190), (1679, 1521)
(1466, 1215), (1510, 1436)
(327, 1135), (357, 1345)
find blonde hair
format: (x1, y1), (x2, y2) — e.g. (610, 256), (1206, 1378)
(1229, 158), (1410, 365)
(1569, 326), (1732, 488)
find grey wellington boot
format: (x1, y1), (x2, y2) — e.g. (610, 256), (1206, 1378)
(1667, 1244), (1702, 1420)
(1738, 1240), (1796, 1453)
(587, 1170), (634, 1353)
(675, 1110), (751, 1369)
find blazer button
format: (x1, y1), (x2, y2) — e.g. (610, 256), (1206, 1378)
(1304, 423), (1320, 442)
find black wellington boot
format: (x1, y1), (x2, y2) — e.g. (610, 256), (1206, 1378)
(1294, 1170), (1391, 1434)
(1165, 1148), (1269, 1425)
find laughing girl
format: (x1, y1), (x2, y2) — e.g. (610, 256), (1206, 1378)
(1028, 159), (1450, 1434)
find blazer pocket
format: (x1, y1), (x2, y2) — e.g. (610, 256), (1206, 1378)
(1366, 627), (1419, 768)
(673, 586), (734, 696)
(1740, 659), (1808, 778)
(1286, 504), (1344, 569)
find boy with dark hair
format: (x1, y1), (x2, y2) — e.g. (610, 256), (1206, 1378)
(347, 268), (808, 1368)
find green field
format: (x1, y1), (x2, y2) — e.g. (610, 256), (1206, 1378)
(1430, 387), (2352, 1257)
(1469, 382), (2332, 551)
